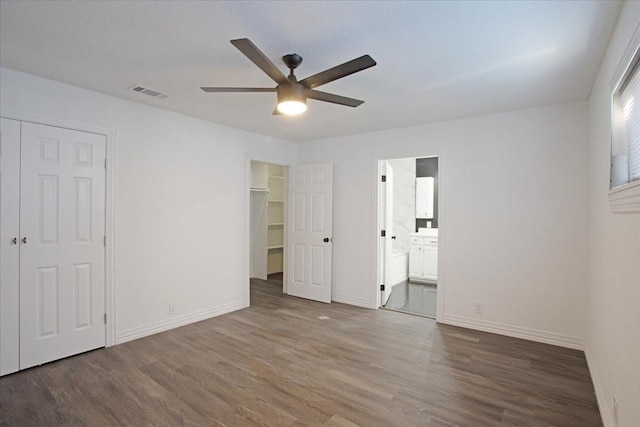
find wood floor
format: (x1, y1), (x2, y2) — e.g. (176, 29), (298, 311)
(0, 276), (601, 426)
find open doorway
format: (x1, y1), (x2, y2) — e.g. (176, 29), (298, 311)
(250, 161), (287, 292)
(248, 160), (335, 305)
(285, 163), (334, 303)
(378, 156), (439, 318)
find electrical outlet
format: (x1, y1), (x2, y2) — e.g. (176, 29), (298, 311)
(474, 301), (483, 315)
(613, 395), (618, 425)
(168, 303), (175, 316)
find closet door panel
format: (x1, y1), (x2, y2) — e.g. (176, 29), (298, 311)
(19, 122), (106, 369)
(0, 118), (21, 376)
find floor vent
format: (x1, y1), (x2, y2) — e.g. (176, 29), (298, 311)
(129, 85), (169, 99)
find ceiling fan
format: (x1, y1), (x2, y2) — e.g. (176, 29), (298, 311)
(201, 38), (376, 116)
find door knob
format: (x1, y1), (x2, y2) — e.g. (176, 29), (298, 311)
(11, 237), (17, 245)
(323, 237), (330, 242)
(22, 237), (27, 244)
(391, 235), (396, 239)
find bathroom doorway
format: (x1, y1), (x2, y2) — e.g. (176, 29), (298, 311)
(378, 156), (440, 318)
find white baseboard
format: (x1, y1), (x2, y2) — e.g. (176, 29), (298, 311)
(332, 293), (374, 308)
(442, 314), (584, 350)
(585, 349), (613, 427)
(115, 300), (249, 345)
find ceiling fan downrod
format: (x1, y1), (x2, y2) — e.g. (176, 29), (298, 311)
(282, 54), (303, 81)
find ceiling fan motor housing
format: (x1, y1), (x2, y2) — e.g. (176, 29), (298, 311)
(277, 82), (307, 104)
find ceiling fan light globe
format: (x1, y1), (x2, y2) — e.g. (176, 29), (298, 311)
(277, 100), (307, 115)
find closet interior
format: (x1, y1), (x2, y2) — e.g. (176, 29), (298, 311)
(250, 161), (286, 280)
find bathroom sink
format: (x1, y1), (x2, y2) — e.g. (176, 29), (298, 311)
(416, 228), (438, 237)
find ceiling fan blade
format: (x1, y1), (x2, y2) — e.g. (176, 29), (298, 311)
(307, 90), (364, 107)
(230, 38), (289, 85)
(299, 55), (376, 89)
(200, 87), (276, 93)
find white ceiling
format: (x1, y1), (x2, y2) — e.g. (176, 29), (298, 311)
(0, 0), (622, 142)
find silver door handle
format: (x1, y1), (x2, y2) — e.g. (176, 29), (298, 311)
(21, 237), (27, 244)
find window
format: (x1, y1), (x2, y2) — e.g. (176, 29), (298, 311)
(609, 30), (640, 213)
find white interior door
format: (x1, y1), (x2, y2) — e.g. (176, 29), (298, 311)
(0, 118), (21, 375)
(287, 163), (333, 303)
(19, 122), (107, 369)
(382, 162), (394, 305)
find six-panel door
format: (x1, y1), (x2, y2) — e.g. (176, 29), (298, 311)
(19, 122), (106, 370)
(0, 118), (21, 375)
(287, 163), (333, 303)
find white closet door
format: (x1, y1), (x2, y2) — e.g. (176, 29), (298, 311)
(287, 163), (333, 303)
(19, 122), (106, 369)
(0, 118), (21, 375)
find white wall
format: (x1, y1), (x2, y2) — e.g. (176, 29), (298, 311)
(586, 2), (640, 426)
(0, 67), (296, 344)
(299, 101), (589, 348)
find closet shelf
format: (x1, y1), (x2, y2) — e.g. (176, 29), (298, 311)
(250, 187), (269, 192)
(268, 175), (285, 180)
(267, 245), (284, 251)
(268, 199), (284, 203)
(268, 223), (284, 227)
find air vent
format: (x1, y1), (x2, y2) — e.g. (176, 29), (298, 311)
(129, 85), (169, 99)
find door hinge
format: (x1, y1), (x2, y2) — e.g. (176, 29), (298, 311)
(381, 175), (386, 182)
(381, 230), (386, 237)
(104, 158), (107, 169)
(104, 313), (107, 324)
(380, 284), (385, 291)
(104, 236), (107, 247)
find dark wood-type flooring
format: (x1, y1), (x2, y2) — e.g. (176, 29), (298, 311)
(0, 276), (601, 426)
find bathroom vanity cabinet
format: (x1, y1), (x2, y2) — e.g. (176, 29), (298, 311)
(409, 233), (438, 283)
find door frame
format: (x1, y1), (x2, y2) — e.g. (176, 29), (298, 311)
(1, 108), (117, 346)
(371, 148), (445, 322)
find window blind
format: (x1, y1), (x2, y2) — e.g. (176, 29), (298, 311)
(619, 59), (640, 182)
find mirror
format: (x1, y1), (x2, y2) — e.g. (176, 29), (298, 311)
(416, 177), (434, 219)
